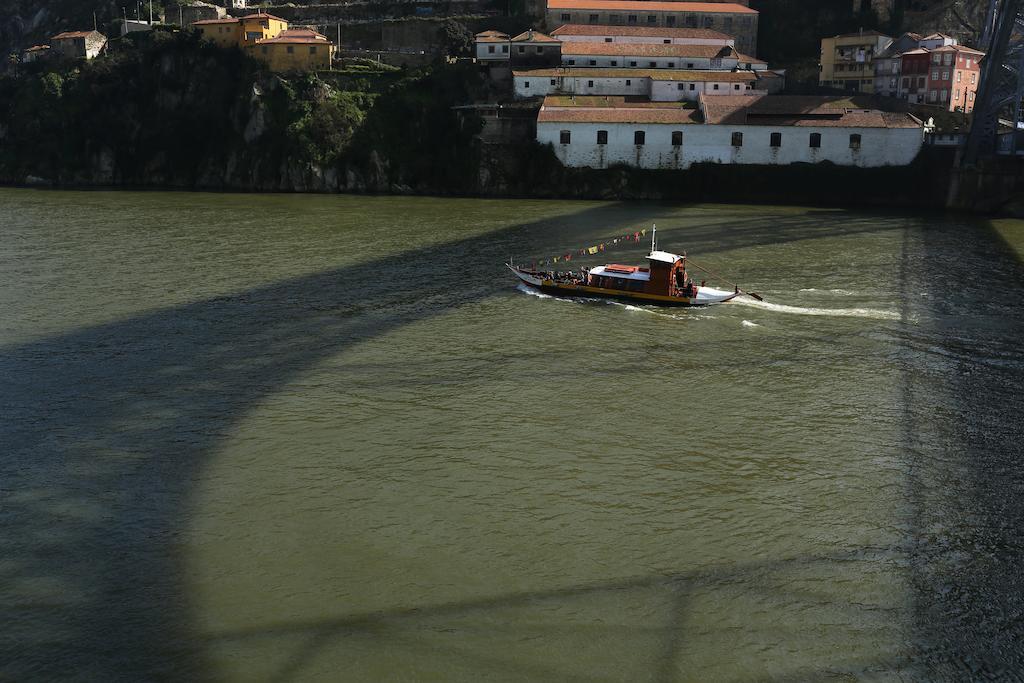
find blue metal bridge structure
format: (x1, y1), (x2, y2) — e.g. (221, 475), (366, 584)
(964, 0), (1024, 163)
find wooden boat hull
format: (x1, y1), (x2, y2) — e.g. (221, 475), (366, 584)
(510, 265), (739, 307)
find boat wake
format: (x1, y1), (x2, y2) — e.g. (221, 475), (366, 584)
(516, 284), (704, 320)
(733, 295), (901, 321)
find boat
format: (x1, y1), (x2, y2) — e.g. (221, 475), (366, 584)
(508, 228), (753, 307)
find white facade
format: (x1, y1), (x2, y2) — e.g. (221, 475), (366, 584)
(538, 121), (924, 169)
(562, 52), (737, 70)
(556, 34), (733, 47)
(513, 72), (755, 100)
(476, 41), (511, 60)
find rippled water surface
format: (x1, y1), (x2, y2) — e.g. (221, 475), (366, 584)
(2, 189), (1024, 681)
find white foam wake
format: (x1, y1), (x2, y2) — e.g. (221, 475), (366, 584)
(733, 295), (901, 321)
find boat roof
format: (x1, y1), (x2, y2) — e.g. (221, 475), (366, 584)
(590, 265), (651, 281)
(648, 250), (684, 264)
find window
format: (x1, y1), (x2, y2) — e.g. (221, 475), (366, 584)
(597, 130), (608, 144)
(849, 133), (861, 149)
(689, 83), (695, 90)
(310, 46), (317, 54)
(686, 14), (697, 27)
(713, 83), (719, 90)
(634, 130), (645, 145)
(732, 131), (743, 147)
(647, 15), (656, 23)
(932, 53), (941, 64)
(677, 83), (685, 90)
(649, 61), (656, 68)
(710, 58), (722, 68)
(956, 71), (962, 82)
(629, 61), (637, 67)
(567, 59), (575, 65)
(610, 60), (618, 66)
(809, 132), (821, 148)
(954, 88), (960, 100)
(666, 16), (676, 26)
(589, 59), (597, 66)
(628, 14), (637, 23)
(944, 53), (953, 65)
(667, 62), (675, 68)
(663, 39), (671, 44)
(671, 131), (683, 146)
(686, 62), (694, 69)
(734, 84), (740, 90)
(286, 45), (294, 53)
(605, 37), (613, 42)
(550, 79), (556, 85)
(589, 13), (599, 23)
(561, 13), (570, 20)
(518, 46), (525, 53)
(971, 73), (976, 84)
(770, 132), (781, 147)
(523, 80), (530, 88)
(536, 46), (543, 54)
(892, 62), (898, 74)
(560, 130), (571, 144)
(587, 80), (594, 87)
(703, 16), (713, 27)
(941, 70), (949, 80)
(837, 64), (845, 72)
(488, 45), (495, 54)
(625, 79), (631, 85)
(902, 77), (910, 88)
(918, 76), (925, 87)
(929, 89), (937, 102)
(940, 89), (948, 101)
(502, 45), (508, 53)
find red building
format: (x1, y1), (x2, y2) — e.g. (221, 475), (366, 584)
(924, 45), (984, 113)
(898, 48), (930, 103)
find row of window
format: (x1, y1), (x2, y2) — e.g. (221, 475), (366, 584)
(259, 45), (319, 55)
(557, 130), (864, 150)
(564, 58), (724, 68)
(521, 79), (741, 91)
(556, 12), (750, 29)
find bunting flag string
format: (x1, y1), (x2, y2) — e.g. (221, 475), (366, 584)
(530, 229), (647, 269)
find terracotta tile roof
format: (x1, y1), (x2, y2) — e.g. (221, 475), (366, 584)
(51, 30), (100, 40)
(514, 67), (756, 81)
(545, 95), (690, 107)
(932, 44), (984, 55)
(255, 28), (330, 45)
(475, 30), (509, 41)
(192, 18), (239, 25)
(539, 96), (702, 123)
(547, 0), (757, 13)
(550, 24), (732, 40)
(699, 94), (922, 128)
(25, 45), (50, 51)
(242, 12), (287, 22)
(510, 30), (560, 43)
(736, 52), (764, 64)
(562, 42), (736, 58)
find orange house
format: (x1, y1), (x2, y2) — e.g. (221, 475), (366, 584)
(192, 12), (288, 49)
(250, 29), (336, 72)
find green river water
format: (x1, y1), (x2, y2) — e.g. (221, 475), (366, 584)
(3, 188), (1024, 682)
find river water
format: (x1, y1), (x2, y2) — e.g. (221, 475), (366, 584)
(2, 188), (1024, 682)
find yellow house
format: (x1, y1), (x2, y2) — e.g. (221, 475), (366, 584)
(819, 30), (892, 93)
(192, 12), (288, 50)
(250, 29), (336, 72)
(192, 18), (240, 48)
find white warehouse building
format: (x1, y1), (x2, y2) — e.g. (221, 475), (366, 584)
(550, 24), (735, 48)
(513, 68), (759, 101)
(536, 94), (925, 169)
(561, 42), (764, 70)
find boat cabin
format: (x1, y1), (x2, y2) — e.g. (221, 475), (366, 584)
(587, 251), (694, 297)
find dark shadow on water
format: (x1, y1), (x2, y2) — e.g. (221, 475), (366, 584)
(897, 219), (1024, 680)
(0, 198), (1009, 680)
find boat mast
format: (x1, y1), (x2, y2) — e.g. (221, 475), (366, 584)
(651, 224), (656, 253)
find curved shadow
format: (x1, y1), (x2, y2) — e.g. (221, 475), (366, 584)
(0, 199), (945, 680)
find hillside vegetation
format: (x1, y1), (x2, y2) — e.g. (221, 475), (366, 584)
(0, 30), (484, 191)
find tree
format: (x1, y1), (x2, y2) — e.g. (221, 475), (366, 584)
(439, 19), (473, 57)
